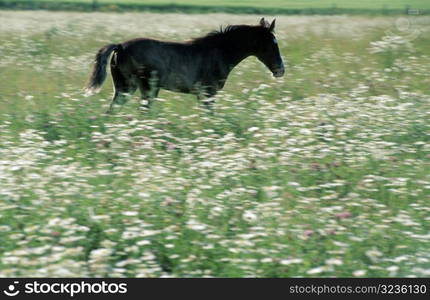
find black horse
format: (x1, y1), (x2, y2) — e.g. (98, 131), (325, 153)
(85, 18), (284, 113)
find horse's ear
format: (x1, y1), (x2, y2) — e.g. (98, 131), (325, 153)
(269, 19), (276, 32)
(259, 17), (270, 28)
(259, 17), (266, 27)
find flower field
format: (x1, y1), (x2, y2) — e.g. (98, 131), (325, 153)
(0, 11), (429, 277)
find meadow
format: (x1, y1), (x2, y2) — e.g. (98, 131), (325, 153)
(0, 11), (429, 277)
(2, 0), (429, 15)
(6, 0), (430, 9)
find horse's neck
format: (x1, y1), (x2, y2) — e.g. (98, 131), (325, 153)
(219, 41), (254, 73)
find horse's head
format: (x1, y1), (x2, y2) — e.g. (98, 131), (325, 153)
(254, 18), (285, 78)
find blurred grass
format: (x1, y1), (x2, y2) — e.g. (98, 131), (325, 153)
(0, 0), (429, 15)
(0, 12), (429, 277)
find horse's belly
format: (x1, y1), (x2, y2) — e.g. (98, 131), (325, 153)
(160, 73), (195, 94)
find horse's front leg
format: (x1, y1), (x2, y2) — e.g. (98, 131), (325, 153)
(196, 87), (216, 113)
(202, 97), (215, 112)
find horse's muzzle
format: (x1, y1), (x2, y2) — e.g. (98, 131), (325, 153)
(272, 65), (285, 78)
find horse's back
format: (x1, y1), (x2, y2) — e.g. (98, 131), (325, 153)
(121, 38), (192, 66)
(119, 38), (208, 93)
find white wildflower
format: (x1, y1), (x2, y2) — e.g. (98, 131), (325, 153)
(280, 258), (303, 265)
(353, 270), (366, 277)
(122, 211), (138, 217)
(307, 266), (326, 275)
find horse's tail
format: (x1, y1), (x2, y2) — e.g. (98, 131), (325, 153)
(85, 44), (120, 96)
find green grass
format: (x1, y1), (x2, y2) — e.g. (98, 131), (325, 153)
(1, 0), (429, 14)
(5, 0), (430, 9)
(0, 12), (429, 277)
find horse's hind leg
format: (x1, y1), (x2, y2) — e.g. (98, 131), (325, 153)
(106, 63), (136, 114)
(137, 75), (159, 111)
(107, 90), (131, 114)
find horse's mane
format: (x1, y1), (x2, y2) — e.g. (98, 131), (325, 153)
(206, 25), (244, 37)
(190, 25), (264, 45)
